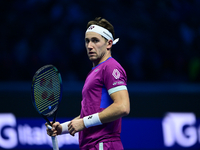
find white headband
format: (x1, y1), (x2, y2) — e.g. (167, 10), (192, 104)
(86, 25), (119, 45)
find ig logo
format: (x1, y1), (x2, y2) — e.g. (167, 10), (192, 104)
(162, 112), (197, 147)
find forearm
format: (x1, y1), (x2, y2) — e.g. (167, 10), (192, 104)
(83, 90), (130, 128)
(72, 115), (80, 120)
(83, 104), (125, 128)
(99, 102), (126, 123)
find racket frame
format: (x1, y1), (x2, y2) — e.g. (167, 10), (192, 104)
(31, 64), (62, 126)
(31, 65), (62, 150)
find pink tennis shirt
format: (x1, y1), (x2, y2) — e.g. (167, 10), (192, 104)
(79, 57), (127, 149)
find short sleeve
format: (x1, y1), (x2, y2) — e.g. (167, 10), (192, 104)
(103, 63), (127, 95)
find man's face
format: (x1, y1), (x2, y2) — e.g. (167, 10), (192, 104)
(85, 32), (108, 64)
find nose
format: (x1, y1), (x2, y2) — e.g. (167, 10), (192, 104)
(87, 41), (93, 50)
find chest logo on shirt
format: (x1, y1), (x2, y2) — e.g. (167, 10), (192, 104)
(112, 69), (120, 79)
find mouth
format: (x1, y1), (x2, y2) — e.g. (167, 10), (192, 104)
(88, 52), (96, 56)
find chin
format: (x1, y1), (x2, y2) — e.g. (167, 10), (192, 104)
(89, 56), (97, 61)
(89, 57), (99, 64)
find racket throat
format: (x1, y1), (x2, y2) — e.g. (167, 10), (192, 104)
(42, 115), (52, 126)
(41, 109), (58, 126)
(52, 109), (58, 123)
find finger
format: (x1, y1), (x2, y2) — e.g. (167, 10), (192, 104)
(46, 128), (51, 132)
(45, 122), (53, 130)
(52, 122), (60, 131)
(47, 130), (52, 136)
(45, 122), (50, 128)
(47, 122), (56, 130)
(70, 130), (76, 136)
(47, 129), (58, 137)
(68, 123), (73, 131)
(68, 121), (72, 127)
(68, 127), (72, 134)
(46, 126), (52, 132)
(69, 126), (77, 136)
(68, 126), (75, 134)
(52, 131), (58, 136)
(68, 124), (73, 133)
(69, 131), (74, 136)
(71, 131), (75, 136)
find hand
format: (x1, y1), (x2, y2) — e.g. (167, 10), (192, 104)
(68, 119), (85, 136)
(45, 122), (62, 137)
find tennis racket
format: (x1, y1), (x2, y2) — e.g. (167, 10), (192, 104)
(31, 65), (62, 150)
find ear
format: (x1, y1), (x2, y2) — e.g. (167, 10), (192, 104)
(106, 40), (113, 50)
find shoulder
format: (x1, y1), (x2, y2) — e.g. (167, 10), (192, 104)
(103, 58), (126, 74)
(107, 57), (122, 66)
(102, 57), (127, 83)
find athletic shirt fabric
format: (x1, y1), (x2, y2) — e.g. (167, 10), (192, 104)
(79, 57), (127, 150)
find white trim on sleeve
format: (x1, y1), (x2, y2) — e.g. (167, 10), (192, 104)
(108, 85), (127, 95)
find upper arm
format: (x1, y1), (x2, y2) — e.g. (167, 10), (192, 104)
(98, 89), (130, 123)
(110, 89), (130, 116)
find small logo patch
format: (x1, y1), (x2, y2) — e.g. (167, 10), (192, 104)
(88, 116), (93, 119)
(88, 25), (95, 30)
(94, 69), (99, 72)
(113, 82), (117, 85)
(113, 81), (124, 85)
(112, 69), (120, 79)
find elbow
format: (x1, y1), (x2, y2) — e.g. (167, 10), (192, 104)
(121, 105), (130, 117)
(124, 107), (130, 116)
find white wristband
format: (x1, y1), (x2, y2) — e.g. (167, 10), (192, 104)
(83, 113), (102, 128)
(60, 121), (70, 134)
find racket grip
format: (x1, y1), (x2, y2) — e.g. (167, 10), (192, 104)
(47, 125), (59, 150)
(47, 124), (52, 129)
(51, 136), (59, 150)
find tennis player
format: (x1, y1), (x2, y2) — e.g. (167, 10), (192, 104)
(46, 17), (130, 150)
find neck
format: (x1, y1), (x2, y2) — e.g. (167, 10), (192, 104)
(93, 54), (112, 67)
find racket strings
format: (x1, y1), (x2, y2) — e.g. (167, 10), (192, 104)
(33, 68), (61, 114)
(35, 84), (59, 112)
(35, 81), (59, 109)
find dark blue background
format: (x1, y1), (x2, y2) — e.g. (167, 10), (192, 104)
(0, 0), (200, 83)
(1, 1), (200, 149)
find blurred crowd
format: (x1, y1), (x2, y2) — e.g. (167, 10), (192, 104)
(0, 0), (200, 82)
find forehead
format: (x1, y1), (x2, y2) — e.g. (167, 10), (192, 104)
(85, 32), (103, 39)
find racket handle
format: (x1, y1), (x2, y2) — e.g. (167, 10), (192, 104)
(51, 136), (59, 150)
(47, 125), (59, 150)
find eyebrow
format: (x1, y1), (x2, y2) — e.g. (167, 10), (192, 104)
(85, 37), (99, 40)
(85, 36), (99, 39)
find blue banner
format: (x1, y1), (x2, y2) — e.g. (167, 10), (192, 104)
(0, 113), (200, 149)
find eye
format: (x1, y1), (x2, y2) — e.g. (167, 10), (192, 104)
(92, 38), (99, 43)
(85, 39), (89, 44)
